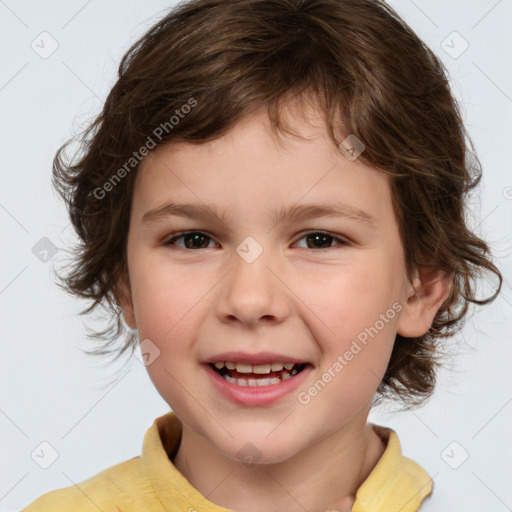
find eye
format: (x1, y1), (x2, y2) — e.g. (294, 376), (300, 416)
(293, 231), (348, 250)
(162, 230), (349, 251)
(163, 231), (217, 250)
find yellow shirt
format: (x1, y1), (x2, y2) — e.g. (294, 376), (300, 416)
(22, 411), (433, 512)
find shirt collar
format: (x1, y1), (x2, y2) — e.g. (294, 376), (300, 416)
(352, 424), (433, 512)
(142, 411), (433, 512)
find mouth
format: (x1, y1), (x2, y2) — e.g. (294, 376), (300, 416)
(208, 361), (310, 387)
(204, 358), (314, 406)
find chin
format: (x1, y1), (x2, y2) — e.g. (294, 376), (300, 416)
(214, 434), (305, 467)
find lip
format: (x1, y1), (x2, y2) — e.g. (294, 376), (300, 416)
(203, 351), (309, 365)
(204, 362), (313, 407)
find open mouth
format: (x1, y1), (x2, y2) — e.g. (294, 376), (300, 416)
(208, 362), (309, 387)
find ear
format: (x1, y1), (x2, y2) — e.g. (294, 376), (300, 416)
(114, 274), (137, 330)
(397, 266), (453, 338)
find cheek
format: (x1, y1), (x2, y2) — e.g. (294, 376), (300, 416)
(130, 255), (206, 340)
(128, 258), (214, 381)
(294, 259), (399, 337)
(292, 261), (399, 384)
(129, 263), (204, 405)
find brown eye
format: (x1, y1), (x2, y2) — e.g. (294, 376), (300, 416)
(294, 231), (348, 250)
(306, 233), (334, 249)
(164, 231), (216, 249)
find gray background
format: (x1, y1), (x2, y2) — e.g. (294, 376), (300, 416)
(0, 1), (511, 510)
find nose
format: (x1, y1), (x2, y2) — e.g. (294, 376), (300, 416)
(215, 245), (292, 328)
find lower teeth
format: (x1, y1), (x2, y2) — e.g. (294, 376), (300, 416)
(221, 368), (299, 387)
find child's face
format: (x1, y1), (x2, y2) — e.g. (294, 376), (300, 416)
(121, 103), (421, 464)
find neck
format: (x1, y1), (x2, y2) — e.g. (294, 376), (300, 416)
(172, 411), (385, 512)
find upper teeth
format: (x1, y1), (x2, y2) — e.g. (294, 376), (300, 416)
(213, 362), (296, 374)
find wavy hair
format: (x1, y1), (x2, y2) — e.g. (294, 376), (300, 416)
(52, 0), (502, 405)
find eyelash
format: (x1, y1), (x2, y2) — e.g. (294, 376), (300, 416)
(162, 230), (349, 251)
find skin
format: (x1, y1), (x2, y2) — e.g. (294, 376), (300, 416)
(119, 99), (452, 512)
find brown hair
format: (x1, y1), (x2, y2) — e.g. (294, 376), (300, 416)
(53, 0), (502, 406)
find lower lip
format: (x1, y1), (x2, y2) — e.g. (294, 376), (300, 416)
(204, 363), (312, 407)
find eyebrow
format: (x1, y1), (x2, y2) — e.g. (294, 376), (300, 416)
(141, 201), (377, 229)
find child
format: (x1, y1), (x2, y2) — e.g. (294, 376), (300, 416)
(22, 0), (502, 510)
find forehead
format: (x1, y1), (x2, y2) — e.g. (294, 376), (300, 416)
(133, 106), (394, 228)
